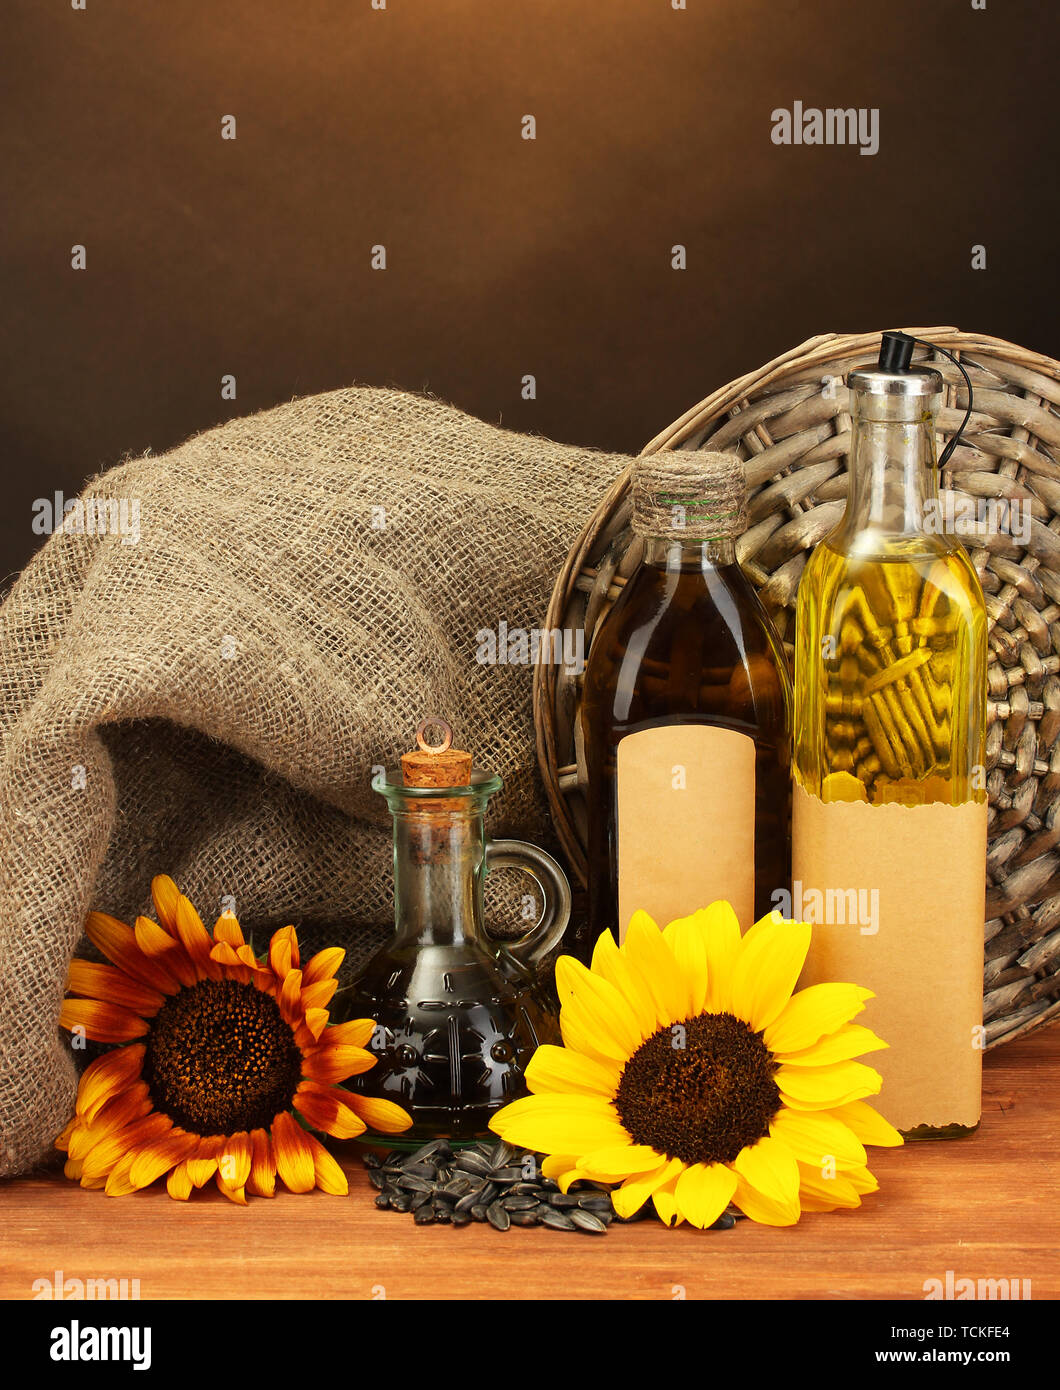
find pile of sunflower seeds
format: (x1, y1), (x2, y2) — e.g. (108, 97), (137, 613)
(365, 1139), (617, 1233)
(364, 1139), (737, 1233)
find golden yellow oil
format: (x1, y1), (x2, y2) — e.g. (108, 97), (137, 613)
(794, 537), (988, 1140)
(794, 539), (988, 810)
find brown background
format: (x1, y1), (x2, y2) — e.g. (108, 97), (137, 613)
(3, 0), (1057, 588)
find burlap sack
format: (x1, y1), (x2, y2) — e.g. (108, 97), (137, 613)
(0, 386), (626, 1177)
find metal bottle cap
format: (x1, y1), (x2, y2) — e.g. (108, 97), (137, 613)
(848, 364), (944, 422)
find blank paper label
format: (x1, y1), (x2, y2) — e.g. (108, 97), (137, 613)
(794, 782), (987, 1132)
(617, 724), (756, 941)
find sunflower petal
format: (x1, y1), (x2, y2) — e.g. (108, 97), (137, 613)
(831, 1099), (904, 1148)
(86, 911), (180, 993)
(128, 1131), (199, 1190)
(732, 1170), (800, 1226)
(763, 982), (875, 1055)
(166, 1161), (194, 1201)
(80, 1113), (172, 1184)
(733, 1134), (801, 1215)
(66, 960), (166, 1017)
(322, 1018), (376, 1048)
(621, 913), (687, 1028)
(272, 1111), (315, 1193)
(303, 947), (345, 986)
(777, 1059), (883, 1110)
(775, 1023), (889, 1068)
(59, 999), (148, 1044)
(525, 1044), (621, 1098)
(212, 911), (245, 948)
(340, 1093), (411, 1136)
(247, 1128), (277, 1197)
(652, 1174), (684, 1227)
(590, 930), (657, 1039)
(796, 1163), (863, 1211)
(185, 1138), (221, 1188)
(555, 955), (643, 1056)
(150, 875), (182, 933)
(700, 901), (743, 1013)
(75, 1044), (145, 1123)
(674, 1161), (737, 1229)
(175, 894), (221, 980)
(611, 1156), (683, 1219)
(294, 1083), (369, 1139)
(305, 1132), (348, 1196)
(769, 1107), (867, 1168)
(134, 914), (196, 988)
(661, 911), (709, 1016)
(68, 1081), (152, 1160)
(575, 1143), (665, 1176)
(301, 1043), (376, 1083)
(216, 1132), (253, 1191)
(730, 917), (811, 1032)
(488, 1093), (629, 1154)
(301, 978), (338, 1012)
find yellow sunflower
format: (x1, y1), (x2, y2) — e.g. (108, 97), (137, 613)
(55, 875), (411, 1201)
(489, 904), (902, 1228)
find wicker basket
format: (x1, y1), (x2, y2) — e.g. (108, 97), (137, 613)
(535, 327), (1060, 1049)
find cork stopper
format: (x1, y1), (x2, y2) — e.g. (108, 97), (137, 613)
(400, 718), (473, 788)
(630, 451), (747, 542)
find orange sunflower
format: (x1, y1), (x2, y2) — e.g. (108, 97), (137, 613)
(56, 875), (411, 1201)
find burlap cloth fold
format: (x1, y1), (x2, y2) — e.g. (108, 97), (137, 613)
(0, 386), (626, 1177)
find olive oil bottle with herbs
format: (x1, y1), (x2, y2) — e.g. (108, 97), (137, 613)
(793, 334), (988, 1139)
(579, 452), (792, 963)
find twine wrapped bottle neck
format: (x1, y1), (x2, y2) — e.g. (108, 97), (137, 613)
(630, 452), (747, 544)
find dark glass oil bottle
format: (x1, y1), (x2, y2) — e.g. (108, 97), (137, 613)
(579, 452), (792, 962)
(335, 731), (570, 1147)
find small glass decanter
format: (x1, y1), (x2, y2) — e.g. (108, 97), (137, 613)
(337, 720), (570, 1147)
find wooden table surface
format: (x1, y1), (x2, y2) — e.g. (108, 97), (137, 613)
(2, 1027), (1057, 1302)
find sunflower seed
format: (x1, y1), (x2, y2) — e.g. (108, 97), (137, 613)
(570, 1209), (607, 1234)
(374, 1193), (391, 1210)
(491, 1166), (527, 1184)
(363, 1153), (383, 1169)
(413, 1205), (436, 1225)
(576, 1195), (612, 1211)
(711, 1211), (736, 1230)
(539, 1207), (576, 1231)
(454, 1152), (492, 1177)
(454, 1190), (481, 1214)
(488, 1141), (515, 1168)
(547, 1193), (579, 1208)
(509, 1210), (540, 1227)
(477, 1182), (499, 1206)
(390, 1193), (412, 1213)
(402, 1162), (439, 1181)
(440, 1178), (471, 1198)
(396, 1175), (433, 1193)
(368, 1170), (387, 1190)
(469, 1203), (488, 1221)
(408, 1139), (451, 1164)
(486, 1201), (511, 1232)
(433, 1204), (451, 1224)
(409, 1189), (431, 1211)
(501, 1194), (539, 1211)
(452, 1209), (472, 1227)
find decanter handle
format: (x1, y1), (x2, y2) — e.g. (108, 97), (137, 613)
(483, 839), (572, 970)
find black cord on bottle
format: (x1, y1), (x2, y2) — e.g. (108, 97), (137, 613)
(877, 330), (974, 470)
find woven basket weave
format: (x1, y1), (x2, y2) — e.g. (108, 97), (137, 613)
(535, 327), (1060, 1050)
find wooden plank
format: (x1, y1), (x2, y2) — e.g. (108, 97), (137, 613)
(1, 1027), (1057, 1301)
